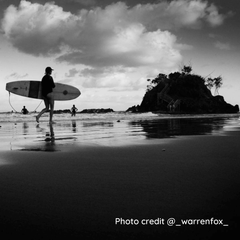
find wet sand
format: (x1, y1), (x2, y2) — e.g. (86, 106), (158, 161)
(0, 117), (239, 239)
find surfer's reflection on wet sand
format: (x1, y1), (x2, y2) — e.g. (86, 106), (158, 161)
(45, 123), (55, 141)
(72, 120), (77, 133)
(44, 123), (56, 151)
(23, 122), (29, 135)
(36, 123), (56, 152)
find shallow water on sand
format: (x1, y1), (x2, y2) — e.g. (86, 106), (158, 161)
(0, 112), (239, 151)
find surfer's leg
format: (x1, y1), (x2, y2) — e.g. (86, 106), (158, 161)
(36, 98), (49, 122)
(49, 104), (54, 123)
(48, 93), (55, 123)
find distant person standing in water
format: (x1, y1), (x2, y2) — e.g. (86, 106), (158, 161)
(71, 104), (78, 116)
(36, 67), (55, 124)
(21, 106), (28, 115)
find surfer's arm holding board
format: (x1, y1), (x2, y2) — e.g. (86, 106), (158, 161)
(36, 67), (56, 124)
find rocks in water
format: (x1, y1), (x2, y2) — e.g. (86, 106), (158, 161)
(80, 108), (114, 114)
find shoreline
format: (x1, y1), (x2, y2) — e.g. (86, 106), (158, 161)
(0, 113), (239, 150)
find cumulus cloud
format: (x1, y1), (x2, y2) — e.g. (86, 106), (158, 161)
(78, 66), (147, 89)
(65, 68), (79, 78)
(1, 0), (226, 89)
(1, 1), (82, 55)
(125, 0), (225, 30)
(57, 23), (183, 69)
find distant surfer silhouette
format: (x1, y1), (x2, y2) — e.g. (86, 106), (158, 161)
(21, 106), (29, 115)
(36, 67), (55, 124)
(71, 104), (78, 116)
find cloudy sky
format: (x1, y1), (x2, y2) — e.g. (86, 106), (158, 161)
(0, 0), (239, 112)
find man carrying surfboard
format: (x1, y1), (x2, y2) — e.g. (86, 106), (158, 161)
(36, 67), (56, 124)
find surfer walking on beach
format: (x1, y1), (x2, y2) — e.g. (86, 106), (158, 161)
(36, 67), (55, 124)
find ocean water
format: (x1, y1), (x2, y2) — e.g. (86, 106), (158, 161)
(0, 111), (239, 123)
(0, 112), (239, 150)
(0, 111), (157, 123)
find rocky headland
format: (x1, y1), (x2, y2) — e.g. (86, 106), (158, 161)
(127, 67), (239, 114)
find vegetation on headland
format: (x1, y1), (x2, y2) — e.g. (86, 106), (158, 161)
(52, 108), (114, 114)
(127, 66), (239, 114)
(79, 108), (114, 113)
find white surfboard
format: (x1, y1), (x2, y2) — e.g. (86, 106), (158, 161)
(6, 80), (81, 101)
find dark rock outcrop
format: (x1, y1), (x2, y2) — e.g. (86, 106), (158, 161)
(80, 108), (114, 113)
(127, 72), (239, 114)
(54, 109), (71, 114)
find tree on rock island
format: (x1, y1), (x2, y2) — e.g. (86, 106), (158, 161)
(128, 66), (238, 114)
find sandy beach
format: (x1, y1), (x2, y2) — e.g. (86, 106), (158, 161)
(0, 115), (239, 239)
